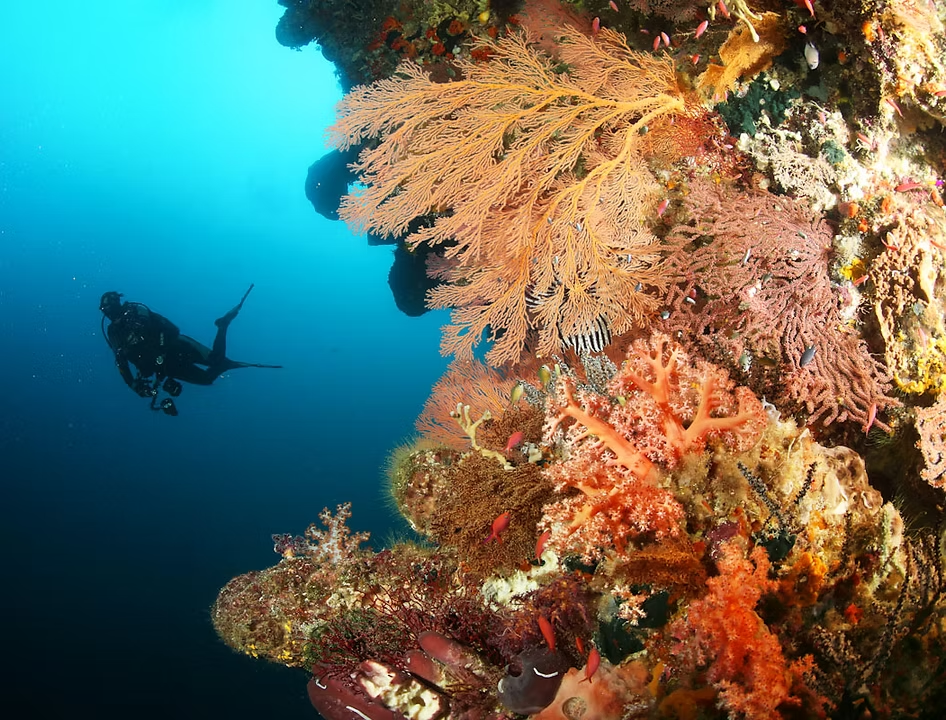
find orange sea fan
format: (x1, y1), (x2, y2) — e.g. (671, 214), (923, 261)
(330, 26), (691, 365)
(415, 359), (516, 448)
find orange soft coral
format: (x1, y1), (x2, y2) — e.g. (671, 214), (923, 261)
(672, 542), (813, 720)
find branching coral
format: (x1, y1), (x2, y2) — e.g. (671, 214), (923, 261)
(540, 332), (765, 561)
(271, 502), (370, 565)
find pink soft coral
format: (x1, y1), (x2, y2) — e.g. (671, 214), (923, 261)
(547, 333), (766, 481)
(541, 333), (766, 559)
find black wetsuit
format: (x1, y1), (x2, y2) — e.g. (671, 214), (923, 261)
(106, 302), (244, 391)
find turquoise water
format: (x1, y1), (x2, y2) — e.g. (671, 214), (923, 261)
(0, 2), (448, 716)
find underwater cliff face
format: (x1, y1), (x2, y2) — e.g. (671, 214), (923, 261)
(219, 1), (946, 717)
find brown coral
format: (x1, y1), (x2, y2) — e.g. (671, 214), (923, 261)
(429, 451), (555, 575)
(871, 202), (946, 396)
(916, 396), (946, 488)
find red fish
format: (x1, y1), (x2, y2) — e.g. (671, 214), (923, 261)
(484, 512), (510, 544)
(580, 647), (600, 684)
(505, 431), (524, 453)
(535, 530), (551, 560)
(863, 403), (877, 434)
(537, 615), (555, 651)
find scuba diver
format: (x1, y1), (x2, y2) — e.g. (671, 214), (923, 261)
(99, 284), (282, 415)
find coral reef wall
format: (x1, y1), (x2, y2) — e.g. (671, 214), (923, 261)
(215, 1), (946, 717)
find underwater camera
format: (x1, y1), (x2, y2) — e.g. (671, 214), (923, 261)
(159, 398), (178, 416)
(163, 377), (182, 397)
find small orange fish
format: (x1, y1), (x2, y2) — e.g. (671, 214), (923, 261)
(537, 615), (556, 651)
(592, 16), (600, 35)
(581, 647), (600, 684)
(505, 431), (524, 453)
(535, 530), (551, 560)
(695, 20), (708, 38)
(484, 512), (510, 544)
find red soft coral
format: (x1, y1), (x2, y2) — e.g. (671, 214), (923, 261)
(547, 333), (765, 481)
(611, 333), (767, 464)
(672, 542), (811, 720)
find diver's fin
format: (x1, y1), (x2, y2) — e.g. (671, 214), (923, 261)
(229, 361), (283, 369)
(215, 284), (256, 328)
(237, 283), (254, 309)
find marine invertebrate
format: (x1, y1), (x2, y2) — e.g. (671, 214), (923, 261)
(272, 502), (370, 565)
(214, 504), (371, 666)
(427, 450), (555, 575)
(541, 332), (765, 560)
(671, 541), (811, 720)
(916, 396), (946, 488)
(664, 179), (897, 431)
(497, 647), (570, 714)
(871, 203), (946, 396)
(532, 657), (656, 719)
(330, 24), (697, 364)
(697, 12), (788, 100)
(415, 359), (518, 449)
(212, 557), (333, 666)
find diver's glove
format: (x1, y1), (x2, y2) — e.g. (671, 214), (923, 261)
(133, 378), (155, 397)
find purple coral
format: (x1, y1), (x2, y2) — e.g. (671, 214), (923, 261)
(663, 180), (897, 431)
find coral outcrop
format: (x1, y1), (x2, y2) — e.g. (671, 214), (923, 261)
(212, 2), (946, 716)
(214, 333), (946, 718)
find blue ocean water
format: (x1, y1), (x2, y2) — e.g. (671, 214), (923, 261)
(1, 3), (449, 716)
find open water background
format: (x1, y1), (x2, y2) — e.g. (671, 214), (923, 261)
(1, 2), (449, 716)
